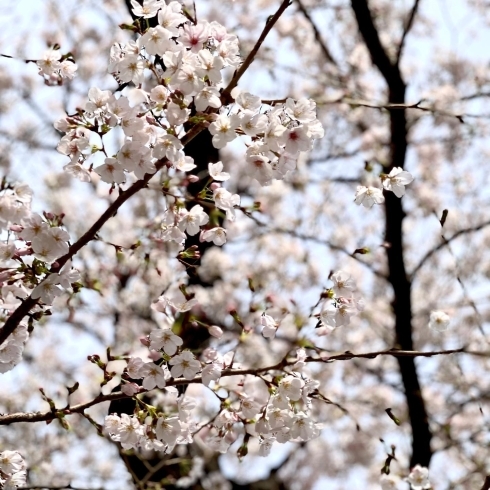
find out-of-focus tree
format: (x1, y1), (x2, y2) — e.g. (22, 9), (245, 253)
(1, 1), (490, 489)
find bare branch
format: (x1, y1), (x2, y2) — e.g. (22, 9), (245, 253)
(220, 0), (292, 104)
(396, 0), (421, 64)
(237, 208), (387, 279)
(410, 218), (490, 279)
(295, 0), (338, 66)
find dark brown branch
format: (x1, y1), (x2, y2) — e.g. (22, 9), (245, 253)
(351, 0), (432, 467)
(481, 476), (490, 490)
(220, 0), (292, 104)
(333, 97), (467, 121)
(0, 123), (203, 346)
(1, 347), (484, 426)
(396, 0), (421, 64)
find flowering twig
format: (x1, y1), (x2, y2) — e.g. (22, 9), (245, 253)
(0, 0), (294, 348)
(1, 347), (486, 426)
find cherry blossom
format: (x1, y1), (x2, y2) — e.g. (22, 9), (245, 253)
(200, 227), (227, 246)
(149, 328), (183, 355)
(208, 161), (230, 181)
(382, 167), (414, 197)
(209, 114), (240, 149)
(428, 310), (450, 332)
(261, 314), (279, 338)
(213, 188), (240, 221)
(177, 205), (209, 236)
(354, 186), (385, 208)
(330, 270), (357, 297)
(169, 351), (201, 380)
(406, 466), (431, 490)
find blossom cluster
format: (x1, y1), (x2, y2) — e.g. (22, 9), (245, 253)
(36, 48), (77, 85)
(154, 199), (229, 247)
(0, 450), (26, 489)
(54, 0), (323, 251)
(380, 464), (431, 489)
(105, 310), (321, 456)
(0, 183), (80, 372)
(105, 390), (196, 454)
(317, 270), (364, 334)
(104, 325), (201, 452)
(355, 167), (414, 208)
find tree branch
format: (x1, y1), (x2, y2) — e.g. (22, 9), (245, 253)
(1, 347), (485, 426)
(220, 0), (292, 104)
(395, 0), (421, 64)
(0, 1), (293, 347)
(0, 122), (202, 346)
(481, 476), (490, 490)
(295, 0), (338, 66)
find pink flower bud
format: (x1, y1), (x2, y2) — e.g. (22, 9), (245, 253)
(202, 347), (218, 362)
(148, 350), (161, 361)
(208, 325), (223, 338)
(210, 182), (221, 191)
(121, 382), (141, 396)
(188, 175), (200, 183)
(139, 336), (150, 347)
(9, 225), (23, 232)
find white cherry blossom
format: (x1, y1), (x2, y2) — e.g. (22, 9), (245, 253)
(169, 351), (201, 380)
(354, 186), (385, 208)
(382, 167), (414, 197)
(149, 328), (183, 355)
(208, 161), (230, 181)
(428, 310), (450, 332)
(406, 465), (431, 490)
(200, 227), (227, 246)
(213, 188), (240, 221)
(178, 205), (209, 236)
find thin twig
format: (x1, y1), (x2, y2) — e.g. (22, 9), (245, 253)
(220, 0), (292, 104)
(410, 218), (490, 279)
(395, 0), (421, 64)
(240, 209), (386, 279)
(295, 0), (338, 66)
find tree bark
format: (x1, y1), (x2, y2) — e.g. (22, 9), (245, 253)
(350, 0), (433, 467)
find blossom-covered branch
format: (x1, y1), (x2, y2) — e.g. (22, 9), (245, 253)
(1, 346), (484, 426)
